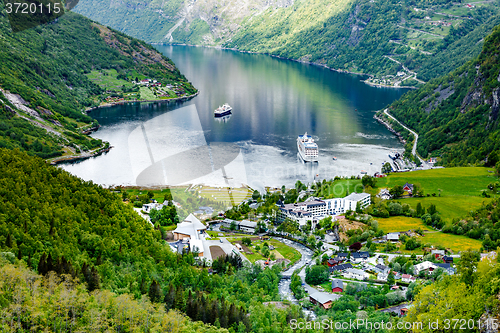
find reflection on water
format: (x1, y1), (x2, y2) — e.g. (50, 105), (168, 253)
(61, 46), (408, 188)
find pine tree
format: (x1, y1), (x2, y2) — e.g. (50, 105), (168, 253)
(38, 253), (48, 275)
(148, 280), (162, 303)
(164, 283), (175, 310)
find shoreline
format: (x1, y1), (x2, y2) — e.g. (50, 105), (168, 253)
(84, 91), (199, 113)
(154, 42), (418, 89)
(49, 146), (113, 165)
(53, 92), (199, 165)
(373, 112), (407, 145)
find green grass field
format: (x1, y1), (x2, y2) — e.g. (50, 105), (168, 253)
(139, 86), (157, 100)
(86, 69), (134, 91)
(193, 185), (252, 206)
(420, 231), (481, 251)
(377, 167), (497, 197)
(376, 216), (432, 233)
(227, 237), (301, 264)
(377, 167), (498, 222)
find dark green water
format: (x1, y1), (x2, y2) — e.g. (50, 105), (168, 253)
(62, 46), (408, 188)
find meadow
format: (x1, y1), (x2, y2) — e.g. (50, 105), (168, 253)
(375, 216), (432, 233)
(86, 69), (134, 91)
(376, 167), (498, 222)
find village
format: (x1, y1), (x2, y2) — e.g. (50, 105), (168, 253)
(130, 173), (487, 318)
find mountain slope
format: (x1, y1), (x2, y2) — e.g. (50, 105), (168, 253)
(0, 6), (196, 161)
(381, 25), (500, 167)
(75, 0), (500, 83)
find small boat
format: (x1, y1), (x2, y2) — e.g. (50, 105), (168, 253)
(332, 156), (337, 160)
(214, 103), (232, 117)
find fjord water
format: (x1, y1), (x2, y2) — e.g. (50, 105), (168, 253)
(61, 46), (407, 189)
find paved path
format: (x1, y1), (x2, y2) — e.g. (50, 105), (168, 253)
(383, 109), (429, 167)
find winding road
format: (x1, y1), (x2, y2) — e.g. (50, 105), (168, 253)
(383, 109), (427, 166)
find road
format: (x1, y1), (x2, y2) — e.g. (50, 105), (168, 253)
(383, 108), (430, 167)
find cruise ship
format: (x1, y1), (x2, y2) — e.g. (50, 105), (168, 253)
(297, 132), (319, 162)
(214, 103), (232, 117)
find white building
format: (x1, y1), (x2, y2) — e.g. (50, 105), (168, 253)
(172, 214), (207, 256)
(343, 268), (369, 281)
(279, 193), (371, 224)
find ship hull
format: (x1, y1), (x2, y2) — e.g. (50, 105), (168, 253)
(214, 110), (232, 117)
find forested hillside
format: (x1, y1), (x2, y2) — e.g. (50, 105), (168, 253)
(0, 260), (227, 332)
(75, 0), (500, 83)
(0, 5), (196, 161)
(381, 24), (500, 167)
(0, 149), (301, 332)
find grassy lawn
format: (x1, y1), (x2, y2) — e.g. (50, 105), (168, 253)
(377, 167), (497, 197)
(139, 86), (157, 100)
(86, 69), (134, 91)
(193, 185), (252, 206)
(376, 216), (433, 233)
(421, 231), (481, 252)
(227, 237), (301, 264)
(376, 167), (498, 222)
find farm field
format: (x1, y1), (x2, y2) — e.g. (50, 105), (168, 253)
(377, 167), (497, 197)
(192, 185), (253, 206)
(86, 69), (134, 91)
(376, 167), (498, 222)
(376, 216), (432, 233)
(420, 231), (482, 252)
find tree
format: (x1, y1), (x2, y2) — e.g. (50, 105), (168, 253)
(458, 249), (480, 286)
(382, 162), (392, 174)
(349, 242), (362, 252)
(252, 190), (260, 201)
(361, 175), (377, 188)
(416, 202), (424, 216)
(230, 221), (237, 231)
(148, 280), (162, 303)
(305, 265), (329, 285)
(389, 185), (404, 199)
(387, 273), (395, 286)
(242, 238), (252, 246)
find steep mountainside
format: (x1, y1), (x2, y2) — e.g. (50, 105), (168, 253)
(0, 6), (196, 161)
(381, 25), (500, 167)
(75, 0), (500, 83)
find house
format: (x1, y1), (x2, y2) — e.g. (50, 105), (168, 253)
(344, 268), (369, 281)
(329, 263), (353, 273)
(172, 214), (207, 257)
(351, 251), (369, 263)
(392, 271), (401, 280)
(327, 259), (341, 267)
(414, 261), (437, 275)
(239, 220), (257, 233)
(442, 256), (454, 264)
(387, 233), (400, 242)
(331, 279), (344, 293)
(401, 274), (417, 283)
(374, 264), (390, 275)
(309, 292), (340, 309)
(435, 263), (455, 275)
(431, 249), (445, 259)
(337, 253), (349, 259)
(403, 183), (414, 194)
(377, 273), (388, 282)
(378, 188), (392, 200)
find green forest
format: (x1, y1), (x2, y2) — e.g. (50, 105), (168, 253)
(0, 5), (196, 161)
(0, 148), (304, 332)
(75, 0), (500, 83)
(382, 24), (500, 167)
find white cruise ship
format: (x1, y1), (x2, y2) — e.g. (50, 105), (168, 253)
(214, 103), (232, 117)
(297, 132), (319, 162)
